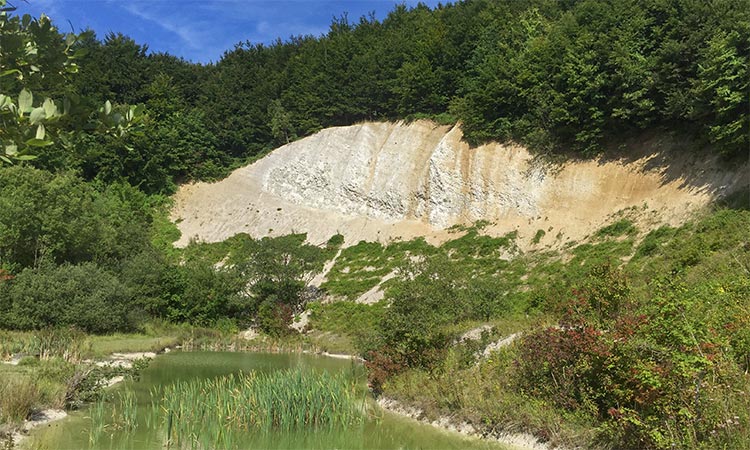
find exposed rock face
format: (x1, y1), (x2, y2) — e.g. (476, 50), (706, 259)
(172, 121), (747, 248)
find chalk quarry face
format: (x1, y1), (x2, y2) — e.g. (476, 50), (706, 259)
(171, 121), (747, 249)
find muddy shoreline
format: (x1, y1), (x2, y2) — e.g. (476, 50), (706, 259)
(377, 396), (559, 450)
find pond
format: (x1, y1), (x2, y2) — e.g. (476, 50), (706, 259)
(27, 351), (510, 450)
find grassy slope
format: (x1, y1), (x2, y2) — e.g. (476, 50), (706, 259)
(307, 203), (750, 449)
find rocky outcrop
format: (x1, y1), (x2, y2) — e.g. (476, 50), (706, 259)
(172, 121), (747, 248)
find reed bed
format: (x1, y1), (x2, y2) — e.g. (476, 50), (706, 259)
(0, 328), (89, 363)
(86, 388), (138, 447)
(155, 369), (367, 449)
(88, 397), (107, 446)
(117, 389), (137, 432)
(0, 376), (40, 424)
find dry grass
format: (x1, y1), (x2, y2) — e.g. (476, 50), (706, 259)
(0, 375), (40, 425)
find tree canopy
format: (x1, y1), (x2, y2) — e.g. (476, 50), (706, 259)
(5, 0), (746, 180)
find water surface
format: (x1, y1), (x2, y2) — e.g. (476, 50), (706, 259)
(28, 351), (509, 450)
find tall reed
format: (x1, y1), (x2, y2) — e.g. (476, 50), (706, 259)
(36, 328), (89, 362)
(153, 369), (366, 449)
(0, 377), (40, 424)
(117, 389), (137, 432)
(88, 397), (106, 446)
(0, 328), (89, 363)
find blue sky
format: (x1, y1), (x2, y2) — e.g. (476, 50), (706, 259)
(16, 1), (444, 63)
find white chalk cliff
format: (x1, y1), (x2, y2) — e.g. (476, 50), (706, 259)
(171, 121), (747, 248)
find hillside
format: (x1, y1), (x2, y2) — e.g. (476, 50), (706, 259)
(166, 122), (750, 448)
(2, 1), (749, 449)
(172, 120), (747, 249)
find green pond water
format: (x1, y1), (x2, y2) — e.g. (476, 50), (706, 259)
(27, 351), (510, 450)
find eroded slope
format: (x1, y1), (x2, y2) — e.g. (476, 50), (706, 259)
(172, 121), (747, 248)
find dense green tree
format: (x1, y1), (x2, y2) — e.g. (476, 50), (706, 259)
(378, 256), (470, 369)
(167, 260), (246, 326)
(692, 27), (749, 155)
(0, 262), (135, 333)
(0, 166), (152, 271)
(268, 98), (295, 146)
(234, 235), (327, 334)
(14, 0), (738, 167)
(73, 32), (151, 105)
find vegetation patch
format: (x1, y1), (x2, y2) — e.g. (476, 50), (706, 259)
(372, 208), (750, 449)
(149, 370), (366, 448)
(594, 219), (638, 239)
(322, 238), (437, 299)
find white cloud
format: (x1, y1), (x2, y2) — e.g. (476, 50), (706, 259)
(119, 2), (205, 50)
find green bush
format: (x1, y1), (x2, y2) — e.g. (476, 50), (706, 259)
(309, 301), (385, 337)
(516, 269), (750, 449)
(167, 260), (246, 327)
(308, 301), (386, 354)
(1, 263), (135, 333)
(377, 255), (488, 369)
(256, 299), (294, 337)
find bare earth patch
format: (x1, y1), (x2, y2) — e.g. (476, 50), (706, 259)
(377, 397), (557, 450)
(10, 409), (67, 449)
(172, 121), (747, 251)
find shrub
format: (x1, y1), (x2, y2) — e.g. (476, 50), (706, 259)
(517, 324), (612, 414)
(168, 260), (246, 326)
(308, 301), (385, 339)
(2, 263), (135, 333)
(0, 166), (152, 271)
(595, 219), (638, 238)
(257, 299), (294, 337)
(326, 233), (345, 249)
(364, 347), (407, 395)
(514, 270), (747, 449)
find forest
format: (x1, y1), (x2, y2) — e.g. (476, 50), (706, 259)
(1, 0), (749, 449)
(3, 0), (748, 189)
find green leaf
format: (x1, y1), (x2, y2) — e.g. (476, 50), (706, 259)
(0, 69), (21, 78)
(43, 98), (57, 117)
(15, 155), (37, 160)
(0, 155), (12, 164)
(29, 107), (45, 124)
(0, 94), (11, 109)
(25, 138), (54, 147)
(18, 89), (33, 114)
